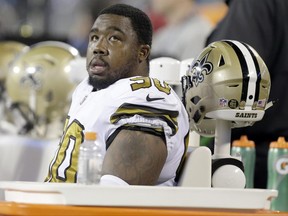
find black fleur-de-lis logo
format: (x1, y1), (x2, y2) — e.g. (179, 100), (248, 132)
(190, 51), (213, 87)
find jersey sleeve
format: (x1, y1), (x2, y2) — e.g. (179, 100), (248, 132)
(106, 77), (186, 149)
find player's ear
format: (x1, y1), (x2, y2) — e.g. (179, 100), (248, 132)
(138, 45), (150, 62)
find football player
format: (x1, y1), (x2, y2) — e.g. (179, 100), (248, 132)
(45, 4), (190, 186)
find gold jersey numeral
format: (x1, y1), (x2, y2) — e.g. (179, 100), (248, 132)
(130, 77), (171, 95)
(47, 119), (84, 183)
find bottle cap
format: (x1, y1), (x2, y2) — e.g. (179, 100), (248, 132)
(270, 137), (288, 149)
(232, 135), (255, 147)
(85, 132), (97, 140)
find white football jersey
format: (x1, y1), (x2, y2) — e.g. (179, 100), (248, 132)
(45, 76), (189, 186)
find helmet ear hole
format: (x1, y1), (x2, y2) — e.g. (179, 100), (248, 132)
(228, 84), (239, 88)
(191, 96), (201, 105)
(200, 105), (205, 113)
(218, 55), (225, 67)
(193, 110), (201, 123)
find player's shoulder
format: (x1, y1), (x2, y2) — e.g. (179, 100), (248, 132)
(109, 76), (181, 106)
(73, 76), (93, 95)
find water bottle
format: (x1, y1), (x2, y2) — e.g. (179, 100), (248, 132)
(231, 135), (256, 188)
(267, 137), (288, 211)
(77, 131), (103, 184)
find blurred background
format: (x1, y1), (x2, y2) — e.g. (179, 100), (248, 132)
(0, 0), (227, 56)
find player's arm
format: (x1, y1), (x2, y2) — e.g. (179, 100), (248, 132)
(101, 129), (167, 185)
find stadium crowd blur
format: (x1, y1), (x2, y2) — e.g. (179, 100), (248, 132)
(0, 0), (226, 56)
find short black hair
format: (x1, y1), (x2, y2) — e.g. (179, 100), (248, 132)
(98, 4), (152, 47)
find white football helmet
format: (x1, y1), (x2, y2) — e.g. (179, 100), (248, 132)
(150, 57), (181, 85)
(150, 57), (183, 98)
(5, 41), (80, 134)
(182, 40), (271, 136)
(67, 57), (87, 85)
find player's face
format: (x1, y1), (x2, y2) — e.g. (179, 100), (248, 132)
(86, 14), (140, 90)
